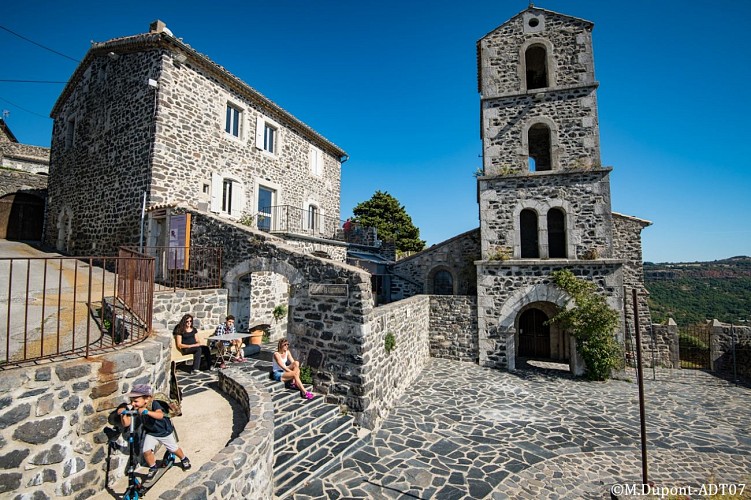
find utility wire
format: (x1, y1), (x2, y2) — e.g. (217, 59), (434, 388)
(0, 79), (68, 84)
(0, 24), (79, 62)
(0, 96), (50, 119)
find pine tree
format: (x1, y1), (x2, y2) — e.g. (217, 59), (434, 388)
(352, 191), (425, 254)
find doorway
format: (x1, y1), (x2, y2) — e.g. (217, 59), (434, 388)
(518, 308), (550, 358)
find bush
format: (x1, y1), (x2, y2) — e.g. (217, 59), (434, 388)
(384, 332), (396, 354)
(300, 365), (313, 385)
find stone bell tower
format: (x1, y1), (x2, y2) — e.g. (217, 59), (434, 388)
(475, 6), (624, 372)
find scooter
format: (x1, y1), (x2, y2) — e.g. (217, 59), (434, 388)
(121, 409), (142, 500)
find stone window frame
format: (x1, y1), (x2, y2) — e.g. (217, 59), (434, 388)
(210, 172), (245, 220)
(225, 101), (243, 139)
(518, 37), (556, 92)
(64, 115), (77, 150)
(521, 116), (559, 172)
(255, 114), (281, 157)
(303, 198), (323, 234)
(512, 199), (575, 259)
(427, 266), (455, 295)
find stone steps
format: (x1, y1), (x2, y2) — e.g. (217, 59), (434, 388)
(236, 345), (368, 499)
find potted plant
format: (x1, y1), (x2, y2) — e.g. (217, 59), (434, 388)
(249, 324), (270, 345)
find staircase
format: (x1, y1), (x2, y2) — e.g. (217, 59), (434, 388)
(240, 346), (368, 499)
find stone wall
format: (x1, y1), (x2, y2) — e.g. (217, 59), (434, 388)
(0, 332), (171, 498)
(710, 321), (751, 380)
(649, 320), (680, 369)
(477, 259), (623, 370)
(162, 368), (274, 499)
(0, 169), (48, 199)
(152, 288), (228, 334)
(0, 142), (50, 175)
(478, 169), (614, 260)
(391, 229), (480, 300)
(429, 295), (478, 362)
(45, 25), (344, 258)
(361, 296), (431, 429)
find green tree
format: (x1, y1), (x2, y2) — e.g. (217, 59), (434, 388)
(548, 269), (622, 381)
(352, 191), (425, 254)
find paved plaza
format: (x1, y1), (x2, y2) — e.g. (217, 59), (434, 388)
(294, 359), (751, 499)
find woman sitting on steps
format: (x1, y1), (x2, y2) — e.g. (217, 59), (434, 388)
(272, 338), (314, 399)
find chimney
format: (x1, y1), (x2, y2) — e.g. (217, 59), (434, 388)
(149, 20), (167, 33)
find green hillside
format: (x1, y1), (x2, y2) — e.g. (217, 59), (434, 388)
(645, 257), (751, 326)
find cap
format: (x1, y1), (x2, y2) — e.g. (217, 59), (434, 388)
(126, 384), (152, 398)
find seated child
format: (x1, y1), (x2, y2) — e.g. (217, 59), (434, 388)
(117, 384), (191, 478)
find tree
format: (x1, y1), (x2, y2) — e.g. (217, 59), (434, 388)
(548, 269), (622, 380)
(352, 191), (425, 254)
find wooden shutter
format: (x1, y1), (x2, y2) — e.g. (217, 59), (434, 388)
(210, 173), (222, 213)
(255, 116), (264, 150)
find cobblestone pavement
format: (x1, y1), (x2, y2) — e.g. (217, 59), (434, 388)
(294, 358), (751, 499)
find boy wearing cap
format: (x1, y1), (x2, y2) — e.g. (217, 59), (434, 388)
(117, 384), (191, 479)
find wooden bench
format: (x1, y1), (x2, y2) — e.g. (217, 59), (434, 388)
(171, 329), (213, 368)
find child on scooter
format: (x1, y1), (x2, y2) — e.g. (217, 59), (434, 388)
(117, 384), (191, 479)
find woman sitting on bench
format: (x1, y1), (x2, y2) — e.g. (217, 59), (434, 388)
(173, 314), (214, 372)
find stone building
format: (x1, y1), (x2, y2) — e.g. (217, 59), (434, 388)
(44, 20), (347, 262)
(0, 118), (49, 240)
(393, 6), (653, 372)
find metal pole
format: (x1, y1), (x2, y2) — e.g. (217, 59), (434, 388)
(731, 323), (738, 386)
(139, 191), (147, 253)
(632, 288), (649, 485)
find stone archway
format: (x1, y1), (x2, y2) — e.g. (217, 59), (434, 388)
(224, 257), (306, 342)
(493, 282), (581, 372)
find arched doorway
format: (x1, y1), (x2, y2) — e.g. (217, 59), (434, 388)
(0, 193), (45, 240)
(518, 308), (550, 358)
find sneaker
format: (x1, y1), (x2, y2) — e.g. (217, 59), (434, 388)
(302, 391), (315, 400)
(146, 465), (159, 479)
(181, 457), (192, 470)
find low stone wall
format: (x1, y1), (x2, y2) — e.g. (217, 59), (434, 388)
(359, 295), (431, 429)
(429, 295), (478, 362)
(152, 288), (228, 333)
(0, 169), (48, 199)
(711, 322), (751, 380)
(162, 368), (274, 499)
(0, 332), (171, 498)
(649, 320), (679, 368)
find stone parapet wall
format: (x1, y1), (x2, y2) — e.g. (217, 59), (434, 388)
(0, 169), (48, 199)
(361, 295), (430, 429)
(282, 237), (347, 263)
(710, 322), (751, 380)
(649, 321), (680, 369)
(152, 288), (228, 334)
(429, 295), (478, 362)
(391, 229), (480, 300)
(0, 331), (171, 498)
(162, 368), (274, 499)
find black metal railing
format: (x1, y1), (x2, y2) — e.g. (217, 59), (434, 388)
(255, 205), (342, 240)
(136, 246), (223, 292)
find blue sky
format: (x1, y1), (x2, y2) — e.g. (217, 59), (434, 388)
(2, 1), (749, 263)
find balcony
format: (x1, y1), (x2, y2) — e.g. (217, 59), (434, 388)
(254, 205), (344, 241)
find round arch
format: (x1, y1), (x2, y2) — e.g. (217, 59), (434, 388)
(518, 37), (556, 91)
(427, 265), (455, 295)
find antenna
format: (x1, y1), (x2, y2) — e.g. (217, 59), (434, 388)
(2, 110), (9, 121)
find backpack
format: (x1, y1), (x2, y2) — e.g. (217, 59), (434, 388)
(152, 392), (182, 418)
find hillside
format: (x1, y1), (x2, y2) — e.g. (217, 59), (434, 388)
(644, 256), (751, 326)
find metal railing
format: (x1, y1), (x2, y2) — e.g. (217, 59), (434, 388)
(0, 251), (155, 368)
(137, 246), (223, 292)
(256, 205), (343, 240)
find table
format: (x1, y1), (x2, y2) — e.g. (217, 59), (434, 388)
(207, 332), (252, 367)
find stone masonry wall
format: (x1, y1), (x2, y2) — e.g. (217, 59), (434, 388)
(477, 260), (623, 369)
(479, 9), (595, 97)
(152, 288), (228, 334)
(1, 142), (50, 174)
(479, 169), (614, 260)
(0, 169), (48, 199)
(362, 295), (431, 429)
(0, 332), (171, 498)
(391, 229), (481, 300)
(429, 295), (478, 362)
(711, 322), (751, 380)
(44, 50), (163, 255)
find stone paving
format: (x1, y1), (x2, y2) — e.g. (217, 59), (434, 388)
(292, 358), (751, 499)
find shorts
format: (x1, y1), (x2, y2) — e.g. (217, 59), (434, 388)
(272, 370), (284, 382)
(142, 432), (179, 454)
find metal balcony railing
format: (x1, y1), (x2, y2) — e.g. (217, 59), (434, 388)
(135, 246), (223, 292)
(256, 205), (342, 240)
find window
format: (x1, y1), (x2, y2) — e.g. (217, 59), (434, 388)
(255, 115), (281, 155)
(310, 145), (324, 176)
(257, 186), (275, 231)
(307, 205), (319, 232)
(263, 123), (276, 153)
(433, 270), (454, 295)
(65, 118), (76, 149)
(525, 45), (548, 90)
(528, 123), (552, 172)
(547, 208), (567, 258)
(225, 104), (241, 137)
(520, 209), (539, 258)
(222, 179), (233, 213)
(210, 173), (244, 217)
